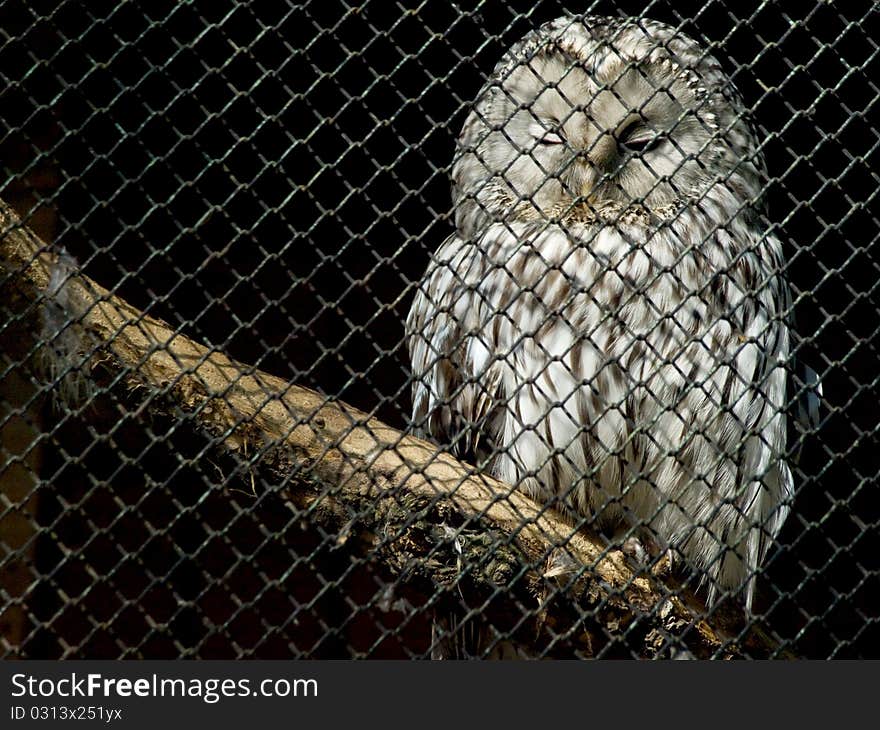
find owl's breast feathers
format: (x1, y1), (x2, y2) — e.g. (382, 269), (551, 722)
(407, 200), (792, 607)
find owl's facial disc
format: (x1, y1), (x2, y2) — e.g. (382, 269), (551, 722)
(492, 55), (715, 215)
(452, 16), (763, 236)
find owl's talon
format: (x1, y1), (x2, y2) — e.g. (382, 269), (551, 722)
(622, 535), (650, 567)
(651, 549), (674, 578)
(622, 534), (674, 578)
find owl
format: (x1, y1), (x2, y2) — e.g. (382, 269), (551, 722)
(407, 15), (798, 611)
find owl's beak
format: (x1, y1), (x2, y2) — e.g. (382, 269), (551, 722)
(579, 169), (602, 205)
(580, 182), (599, 205)
(587, 133), (618, 170)
(579, 133), (618, 203)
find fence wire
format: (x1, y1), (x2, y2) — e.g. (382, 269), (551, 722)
(0, 0), (878, 659)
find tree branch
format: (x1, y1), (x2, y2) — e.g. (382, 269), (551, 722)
(0, 200), (788, 658)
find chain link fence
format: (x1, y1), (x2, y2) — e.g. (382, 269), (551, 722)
(0, 0), (877, 659)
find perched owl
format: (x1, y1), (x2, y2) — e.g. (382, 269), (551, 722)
(407, 15), (799, 610)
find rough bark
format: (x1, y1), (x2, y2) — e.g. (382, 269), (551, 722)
(0, 200), (790, 658)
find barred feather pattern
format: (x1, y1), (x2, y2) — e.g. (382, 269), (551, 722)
(407, 15), (797, 609)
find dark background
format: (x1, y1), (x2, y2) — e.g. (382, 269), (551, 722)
(0, 0), (877, 657)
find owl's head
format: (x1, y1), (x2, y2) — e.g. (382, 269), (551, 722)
(452, 15), (765, 236)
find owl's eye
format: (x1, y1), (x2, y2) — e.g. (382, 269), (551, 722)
(619, 125), (662, 154)
(537, 129), (566, 145)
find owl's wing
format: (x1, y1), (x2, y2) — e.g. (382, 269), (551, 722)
(406, 234), (504, 466)
(782, 285), (824, 460)
(789, 340), (824, 461)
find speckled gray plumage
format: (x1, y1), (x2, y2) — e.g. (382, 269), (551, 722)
(407, 14), (793, 609)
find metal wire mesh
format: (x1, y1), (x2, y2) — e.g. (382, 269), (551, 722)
(0, 0), (877, 659)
